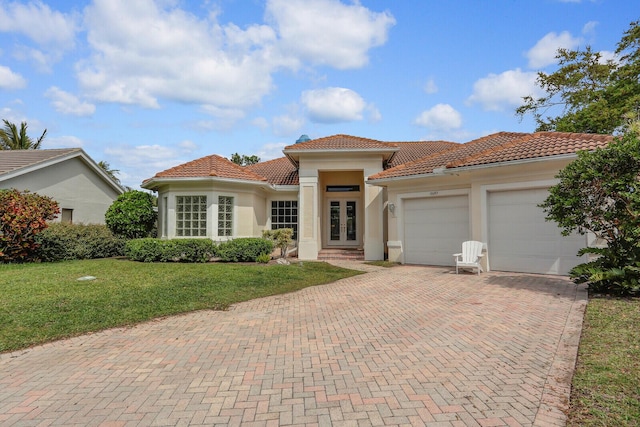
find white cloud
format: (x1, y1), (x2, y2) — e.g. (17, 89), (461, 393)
(423, 78), (438, 94)
(43, 135), (85, 149)
(104, 143), (194, 188)
(78, 0), (278, 109)
(526, 31), (582, 69)
(466, 68), (542, 111)
(414, 104), (462, 131)
(0, 1), (78, 68)
(367, 104), (382, 123)
(265, 0), (395, 69)
(273, 113), (305, 137)
(301, 87), (367, 123)
(0, 65), (26, 89)
(45, 86), (95, 116)
(257, 142), (288, 160)
(251, 117), (270, 130)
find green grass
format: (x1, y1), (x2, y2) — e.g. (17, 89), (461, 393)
(0, 259), (361, 353)
(568, 297), (640, 426)
(364, 260), (400, 268)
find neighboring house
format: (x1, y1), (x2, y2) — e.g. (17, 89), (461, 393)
(142, 132), (613, 275)
(0, 149), (125, 224)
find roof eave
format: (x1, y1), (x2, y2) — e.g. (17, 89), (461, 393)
(445, 153), (579, 173)
(141, 176), (272, 190)
(367, 153), (580, 184)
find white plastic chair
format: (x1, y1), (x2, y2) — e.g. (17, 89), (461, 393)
(453, 241), (485, 275)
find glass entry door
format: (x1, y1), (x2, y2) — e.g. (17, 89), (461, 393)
(328, 200), (358, 246)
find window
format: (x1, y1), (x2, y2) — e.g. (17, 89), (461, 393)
(271, 200), (298, 239)
(61, 208), (73, 224)
(218, 196), (234, 236)
(176, 195), (207, 237)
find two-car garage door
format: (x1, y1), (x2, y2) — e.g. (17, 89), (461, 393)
(402, 188), (586, 275)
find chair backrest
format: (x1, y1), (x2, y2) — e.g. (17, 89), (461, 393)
(461, 240), (483, 262)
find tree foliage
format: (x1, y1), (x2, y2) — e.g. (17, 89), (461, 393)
(0, 189), (59, 262)
(263, 228), (294, 258)
(230, 153), (260, 166)
(540, 131), (640, 295)
(517, 20), (640, 134)
(97, 160), (121, 185)
(105, 190), (157, 239)
(0, 119), (47, 150)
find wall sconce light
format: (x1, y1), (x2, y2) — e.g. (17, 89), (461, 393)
(388, 202), (395, 214)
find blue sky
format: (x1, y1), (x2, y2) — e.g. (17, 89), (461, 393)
(0, 0), (635, 189)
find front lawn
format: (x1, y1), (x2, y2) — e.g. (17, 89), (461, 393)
(0, 259), (361, 353)
(568, 297), (640, 426)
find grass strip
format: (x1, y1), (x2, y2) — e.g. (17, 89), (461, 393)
(568, 297), (640, 426)
(0, 259), (361, 353)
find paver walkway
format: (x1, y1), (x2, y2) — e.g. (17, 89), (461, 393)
(0, 264), (586, 426)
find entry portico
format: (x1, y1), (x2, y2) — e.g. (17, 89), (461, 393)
(283, 136), (398, 261)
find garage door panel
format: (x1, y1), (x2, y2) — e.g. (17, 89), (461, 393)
(404, 195), (469, 266)
(488, 189), (585, 275)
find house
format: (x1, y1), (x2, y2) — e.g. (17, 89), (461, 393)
(142, 131), (614, 275)
(0, 148), (125, 224)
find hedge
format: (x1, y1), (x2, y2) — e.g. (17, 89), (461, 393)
(216, 238), (274, 262)
(35, 223), (127, 262)
(125, 238), (217, 263)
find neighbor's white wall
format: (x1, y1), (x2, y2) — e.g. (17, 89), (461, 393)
(1, 157), (121, 224)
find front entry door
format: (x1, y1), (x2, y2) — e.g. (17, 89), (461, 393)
(328, 200), (358, 246)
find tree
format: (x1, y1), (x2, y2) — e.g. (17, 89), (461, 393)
(230, 153), (260, 166)
(539, 130), (640, 295)
(105, 190), (157, 239)
(97, 160), (121, 185)
(517, 20), (640, 134)
(0, 119), (47, 150)
(262, 228), (294, 258)
(0, 189), (59, 262)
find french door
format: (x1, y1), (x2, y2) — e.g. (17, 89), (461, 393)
(328, 200), (358, 246)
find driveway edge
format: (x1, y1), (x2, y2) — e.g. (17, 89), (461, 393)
(533, 282), (588, 426)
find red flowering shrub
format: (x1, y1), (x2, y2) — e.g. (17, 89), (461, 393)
(0, 189), (59, 262)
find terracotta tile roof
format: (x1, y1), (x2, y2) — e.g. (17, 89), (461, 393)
(148, 154), (267, 182)
(0, 148), (82, 175)
(448, 131), (614, 168)
(387, 141), (458, 167)
(284, 134), (397, 151)
(369, 132), (527, 180)
(246, 157), (299, 186)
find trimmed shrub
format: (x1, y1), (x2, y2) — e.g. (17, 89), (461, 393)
(125, 238), (216, 263)
(216, 238), (274, 262)
(262, 228), (294, 258)
(0, 188), (59, 262)
(35, 223), (127, 262)
(105, 190), (157, 239)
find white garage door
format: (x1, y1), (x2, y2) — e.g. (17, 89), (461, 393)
(404, 195), (469, 266)
(488, 188), (586, 275)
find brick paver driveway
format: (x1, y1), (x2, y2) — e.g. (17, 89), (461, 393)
(0, 264), (585, 427)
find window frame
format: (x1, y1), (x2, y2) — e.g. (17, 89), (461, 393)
(270, 199), (298, 240)
(175, 195), (208, 237)
(217, 195), (234, 237)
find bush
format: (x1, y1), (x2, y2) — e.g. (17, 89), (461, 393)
(35, 223), (127, 262)
(105, 190), (157, 239)
(0, 189), (59, 262)
(125, 238), (216, 263)
(262, 228), (294, 258)
(216, 238), (274, 262)
(256, 253), (271, 264)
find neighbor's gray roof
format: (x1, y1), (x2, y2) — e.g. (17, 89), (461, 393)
(0, 148), (82, 175)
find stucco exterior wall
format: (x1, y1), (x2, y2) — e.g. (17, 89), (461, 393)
(155, 181), (268, 240)
(1, 157), (121, 224)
